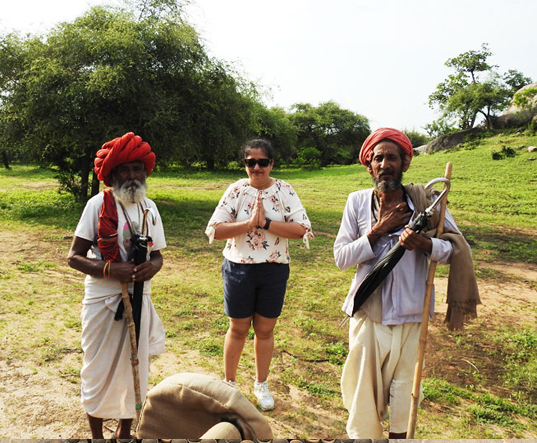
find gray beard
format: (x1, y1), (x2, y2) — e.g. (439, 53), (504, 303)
(373, 169), (403, 193)
(374, 179), (402, 193)
(113, 179), (147, 204)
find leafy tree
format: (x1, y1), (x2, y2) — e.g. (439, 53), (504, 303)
(424, 118), (457, 139)
(289, 101), (370, 166)
(0, 0), (261, 199)
(183, 61), (259, 170)
(253, 105), (297, 164)
(429, 43), (533, 130)
(402, 129), (430, 149)
(503, 69), (533, 94)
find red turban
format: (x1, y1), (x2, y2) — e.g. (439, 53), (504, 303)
(359, 127), (413, 166)
(94, 132), (156, 187)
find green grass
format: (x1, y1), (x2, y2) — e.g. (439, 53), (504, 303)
(0, 129), (536, 438)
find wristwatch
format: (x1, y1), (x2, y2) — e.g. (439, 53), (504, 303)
(263, 218), (272, 230)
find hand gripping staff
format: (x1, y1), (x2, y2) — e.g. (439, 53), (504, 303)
(350, 172), (452, 316)
(120, 207), (157, 421)
(407, 162), (452, 438)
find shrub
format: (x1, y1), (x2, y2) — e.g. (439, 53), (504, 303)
(293, 147), (322, 170)
(492, 146), (517, 160)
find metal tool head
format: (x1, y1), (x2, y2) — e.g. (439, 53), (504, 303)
(424, 177), (451, 191)
(424, 177), (450, 215)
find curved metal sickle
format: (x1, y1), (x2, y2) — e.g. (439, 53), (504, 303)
(424, 177), (450, 216)
(425, 176), (451, 190)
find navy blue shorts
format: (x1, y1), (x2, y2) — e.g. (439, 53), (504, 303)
(221, 259), (290, 319)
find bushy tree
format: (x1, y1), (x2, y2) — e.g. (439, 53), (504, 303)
(429, 43), (533, 130)
(253, 105), (297, 164)
(0, 0), (260, 199)
(293, 146), (322, 170)
(424, 118), (457, 139)
(402, 129), (430, 149)
(289, 101), (370, 166)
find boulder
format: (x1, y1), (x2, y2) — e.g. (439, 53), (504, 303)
(493, 82), (537, 129)
(414, 145), (428, 155)
(424, 127), (485, 154)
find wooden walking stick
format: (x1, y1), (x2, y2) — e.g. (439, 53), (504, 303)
(121, 282), (143, 422)
(407, 162), (452, 438)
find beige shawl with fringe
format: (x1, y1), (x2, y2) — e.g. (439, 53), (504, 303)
(405, 184), (481, 329)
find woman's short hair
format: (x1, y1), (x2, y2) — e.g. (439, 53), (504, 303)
(240, 139), (274, 160)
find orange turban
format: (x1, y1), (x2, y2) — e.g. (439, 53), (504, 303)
(94, 132), (156, 187)
(359, 127), (413, 166)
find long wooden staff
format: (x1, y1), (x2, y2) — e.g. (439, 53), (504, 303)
(407, 162), (452, 438)
(121, 282), (143, 422)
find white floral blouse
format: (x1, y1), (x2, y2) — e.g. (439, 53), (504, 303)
(205, 178), (313, 264)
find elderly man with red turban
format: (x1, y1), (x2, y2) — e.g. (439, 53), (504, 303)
(67, 132), (166, 439)
(334, 128), (479, 438)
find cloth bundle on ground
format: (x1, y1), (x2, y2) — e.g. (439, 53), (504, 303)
(136, 372), (273, 439)
(359, 127), (414, 166)
(94, 131), (156, 187)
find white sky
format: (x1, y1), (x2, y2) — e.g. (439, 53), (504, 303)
(2, 0), (537, 132)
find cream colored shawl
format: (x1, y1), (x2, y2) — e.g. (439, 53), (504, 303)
(405, 184), (481, 329)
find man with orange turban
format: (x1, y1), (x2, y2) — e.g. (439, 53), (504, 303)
(334, 128), (479, 438)
(67, 132), (166, 439)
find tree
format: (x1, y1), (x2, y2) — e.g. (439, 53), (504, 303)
(0, 0), (262, 198)
(424, 118), (457, 139)
(402, 129), (430, 149)
(503, 69), (533, 94)
(184, 61), (260, 170)
(253, 105), (297, 164)
(428, 43), (533, 130)
(289, 101), (370, 166)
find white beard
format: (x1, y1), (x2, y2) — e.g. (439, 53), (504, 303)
(113, 179), (147, 204)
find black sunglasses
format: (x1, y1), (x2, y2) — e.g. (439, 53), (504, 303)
(244, 158), (272, 168)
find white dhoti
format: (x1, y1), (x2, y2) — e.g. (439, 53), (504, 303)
(341, 311), (422, 438)
(80, 294), (165, 419)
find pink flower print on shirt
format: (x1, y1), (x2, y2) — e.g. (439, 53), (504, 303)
(244, 200), (254, 216)
(282, 182), (295, 196)
(268, 251), (281, 262)
(269, 195), (279, 212)
(231, 186), (241, 199)
(246, 230), (269, 251)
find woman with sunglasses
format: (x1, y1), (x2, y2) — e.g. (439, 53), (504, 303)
(205, 138), (313, 411)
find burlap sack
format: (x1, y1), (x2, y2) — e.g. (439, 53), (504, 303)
(136, 372), (273, 439)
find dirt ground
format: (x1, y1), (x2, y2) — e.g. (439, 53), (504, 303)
(0, 228), (536, 439)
